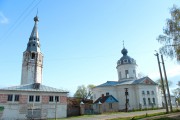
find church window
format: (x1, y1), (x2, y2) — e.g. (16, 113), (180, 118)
(123, 59), (128, 63)
(151, 91), (154, 95)
(35, 96), (40, 102)
(109, 103), (112, 109)
(55, 96), (59, 102)
(29, 95), (34, 102)
(152, 98), (155, 104)
(49, 96), (54, 102)
(148, 98), (151, 105)
(125, 70), (129, 78)
(119, 72), (121, 79)
(7, 94), (13, 101)
(14, 95), (19, 102)
(142, 91), (145, 94)
(31, 53), (35, 59)
(147, 91), (150, 95)
(143, 98), (146, 105)
(133, 70), (136, 77)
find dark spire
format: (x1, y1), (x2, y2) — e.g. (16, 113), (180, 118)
(26, 15), (41, 52)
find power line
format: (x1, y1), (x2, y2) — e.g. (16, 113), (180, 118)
(0, 0), (42, 45)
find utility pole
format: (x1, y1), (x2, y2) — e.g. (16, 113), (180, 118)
(155, 53), (169, 113)
(124, 88), (128, 112)
(161, 55), (173, 112)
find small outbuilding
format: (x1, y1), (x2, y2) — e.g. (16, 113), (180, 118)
(93, 94), (118, 113)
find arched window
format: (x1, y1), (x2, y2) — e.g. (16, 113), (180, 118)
(148, 98), (151, 105)
(143, 98), (146, 105)
(119, 72), (121, 79)
(125, 70), (129, 78)
(31, 53), (35, 59)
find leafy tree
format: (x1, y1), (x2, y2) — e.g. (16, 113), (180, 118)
(74, 84), (95, 100)
(156, 79), (172, 91)
(172, 87), (180, 104)
(157, 5), (180, 61)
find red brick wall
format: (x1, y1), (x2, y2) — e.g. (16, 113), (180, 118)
(19, 95), (28, 104)
(60, 96), (67, 104)
(0, 94), (7, 103)
(42, 95), (49, 104)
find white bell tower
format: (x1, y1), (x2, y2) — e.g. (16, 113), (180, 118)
(21, 16), (43, 85)
(116, 47), (137, 81)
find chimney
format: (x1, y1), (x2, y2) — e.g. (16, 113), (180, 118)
(106, 92), (109, 96)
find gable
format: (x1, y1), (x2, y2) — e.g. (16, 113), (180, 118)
(132, 77), (158, 85)
(94, 95), (118, 104)
(106, 96), (118, 103)
(141, 78), (157, 85)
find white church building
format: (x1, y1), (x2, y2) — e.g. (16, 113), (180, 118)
(93, 47), (163, 110)
(0, 16), (68, 119)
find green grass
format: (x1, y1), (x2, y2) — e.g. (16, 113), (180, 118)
(49, 108), (180, 120)
(0, 106), (4, 111)
(110, 112), (166, 120)
(153, 117), (177, 120)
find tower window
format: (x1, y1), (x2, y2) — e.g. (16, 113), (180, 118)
(123, 59), (128, 63)
(118, 72), (121, 79)
(133, 70), (136, 78)
(125, 70), (129, 78)
(31, 53), (35, 59)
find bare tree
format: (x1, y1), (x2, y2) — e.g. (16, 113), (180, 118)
(157, 5), (180, 61)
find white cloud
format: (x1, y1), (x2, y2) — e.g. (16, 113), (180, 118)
(148, 65), (180, 80)
(166, 65), (180, 78)
(0, 12), (9, 24)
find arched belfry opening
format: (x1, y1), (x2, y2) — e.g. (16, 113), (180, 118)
(31, 53), (35, 59)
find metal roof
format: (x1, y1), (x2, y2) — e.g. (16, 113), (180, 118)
(96, 77), (158, 87)
(0, 83), (68, 93)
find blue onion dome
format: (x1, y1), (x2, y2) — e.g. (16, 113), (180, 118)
(117, 48), (136, 66)
(121, 48), (128, 55)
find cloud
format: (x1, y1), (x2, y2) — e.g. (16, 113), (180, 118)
(148, 65), (180, 81)
(166, 65), (180, 78)
(0, 12), (9, 24)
